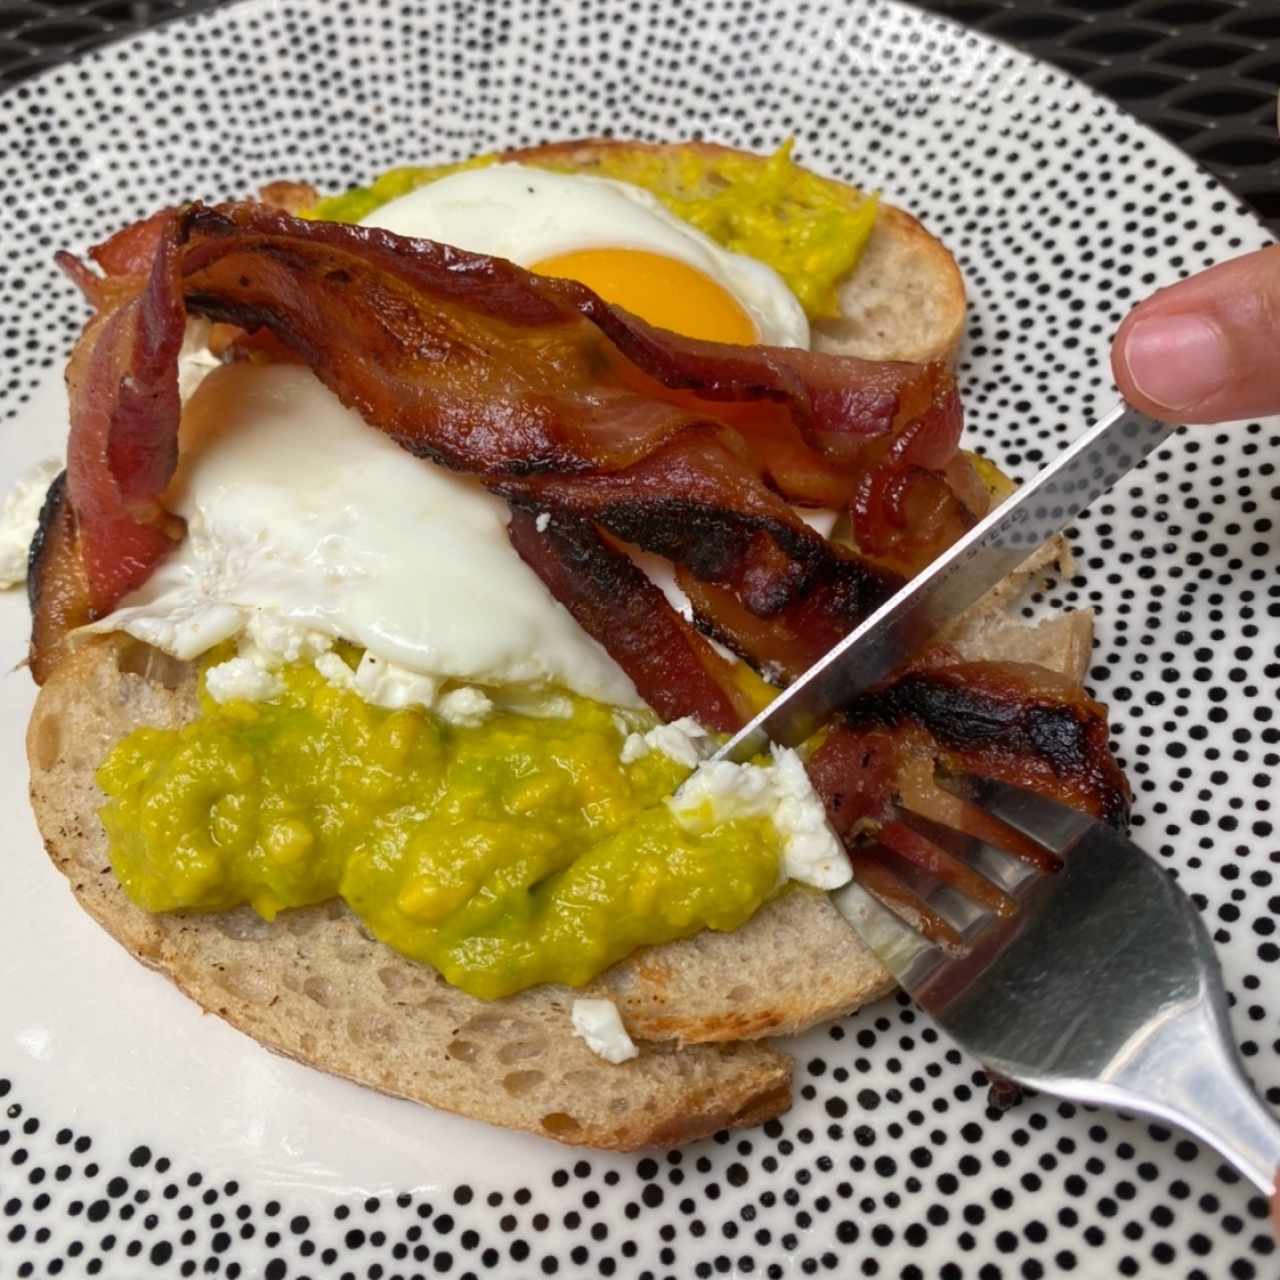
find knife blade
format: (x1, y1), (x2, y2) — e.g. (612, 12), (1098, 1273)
(713, 402), (1179, 763)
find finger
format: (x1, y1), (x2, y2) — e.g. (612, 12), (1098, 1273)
(1111, 245), (1280, 424)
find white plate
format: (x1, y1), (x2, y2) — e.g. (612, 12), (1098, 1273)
(1, 0), (1277, 1275)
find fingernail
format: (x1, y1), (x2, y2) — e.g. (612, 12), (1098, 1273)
(1122, 314), (1231, 411)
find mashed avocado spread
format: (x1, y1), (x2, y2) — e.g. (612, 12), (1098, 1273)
(306, 141), (877, 321)
(97, 650), (784, 1000)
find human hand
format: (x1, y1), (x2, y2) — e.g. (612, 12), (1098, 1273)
(1111, 244), (1280, 424)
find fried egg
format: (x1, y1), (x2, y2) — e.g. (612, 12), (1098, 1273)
(361, 164), (811, 349)
(86, 168), (824, 693)
(90, 362), (642, 709)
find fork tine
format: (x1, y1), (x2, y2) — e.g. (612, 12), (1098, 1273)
(848, 847), (967, 952)
(896, 806), (1042, 900)
(878, 818), (1018, 919)
(855, 839), (989, 939)
(830, 879), (935, 976)
(907, 778), (1061, 873)
(965, 777), (1099, 856)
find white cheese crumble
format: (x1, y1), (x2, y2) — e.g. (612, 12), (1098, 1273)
(534, 511), (551, 533)
(622, 715), (849, 892)
(351, 651), (440, 710)
(571, 998), (639, 1064)
(496, 689), (574, 719)
(0, 457), (61, 589)
(244, 610), (334, 664)
(619, 716), (714, 769)
(315, 650), (453, 714)
(206, 611), (336, 705)
(436, 687), (494, 727)
(200, 609), (498, 722)
(204, 657), (284, 704)
(313, 651), (357, 693)
(667, 746), (851, 892)
(765, 748), (853, 890)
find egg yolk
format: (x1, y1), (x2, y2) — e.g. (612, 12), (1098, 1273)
(531, 248), (758, 345)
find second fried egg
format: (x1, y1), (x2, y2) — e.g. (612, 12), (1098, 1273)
(360, 164), (811, 348)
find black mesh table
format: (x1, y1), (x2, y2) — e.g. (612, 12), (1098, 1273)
(0, 0), (1276, 233)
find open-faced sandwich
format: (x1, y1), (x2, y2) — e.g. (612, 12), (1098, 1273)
(24, 141), (1129, 1149)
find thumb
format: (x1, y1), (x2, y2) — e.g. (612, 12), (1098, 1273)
(1111, 245), (1280, 424)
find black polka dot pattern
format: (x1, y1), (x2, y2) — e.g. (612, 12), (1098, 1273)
(1, 0), (1279, 1275)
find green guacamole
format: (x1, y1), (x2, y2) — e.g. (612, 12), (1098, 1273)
(306, 140), (878, 321)
(97, 653), (783, 1000)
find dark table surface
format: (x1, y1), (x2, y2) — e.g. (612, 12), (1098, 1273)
(0, 0), (1276, 233)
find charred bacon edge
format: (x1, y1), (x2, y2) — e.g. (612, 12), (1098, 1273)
(28, 471), (92, 686)
(506, 505), (754, 733)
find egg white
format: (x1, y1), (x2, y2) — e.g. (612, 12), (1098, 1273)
(361, 164), (811, 350)
(89, 361), (642, 709)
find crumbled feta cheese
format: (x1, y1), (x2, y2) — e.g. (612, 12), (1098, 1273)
(352, 651), (439, 710)
(318, 650), (446, 712)
(668, 746), (851, 892)
(496, 688), (574, 719)
(0, 457), (61, 589)
(767, 748), (851, 889)
(619, 716), (713, 768)
(207, 627), (488, 726)
(436, 686), (494, 727)
(205, 656), (284, 704)
(534, 511), (551, 533)
(207, 617), (440, 711)
(612, 709), (648, 738)
(314, 651), (357, 692)
(571, 998), (639, 1064)
(668, 758), (774, 824)
(244, 609), (334, 664)
(203, 611), (340, 704)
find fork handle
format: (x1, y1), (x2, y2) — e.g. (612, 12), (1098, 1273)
(1020, 995), (1280, 1197)
(1126, 1035), (1280, 1198)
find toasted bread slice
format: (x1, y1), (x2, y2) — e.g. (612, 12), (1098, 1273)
(503, 139), (967, 366)
(27, 635), (792, 1151)
(27, 572), (1089, 1147)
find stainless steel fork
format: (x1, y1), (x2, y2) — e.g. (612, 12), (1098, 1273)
(832, 780), (1280, 1196)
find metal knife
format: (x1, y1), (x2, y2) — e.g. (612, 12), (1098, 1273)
(714, 402), (1180, 763)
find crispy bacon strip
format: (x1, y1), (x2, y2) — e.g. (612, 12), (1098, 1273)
(809, 658), (1131, 833)
(174, 205), (918, 621)
(54, 215), (186, 624)
(178, 204), (962, 465)
(43, 201), (952, 673)
(677, 559), (889, 682)
(507, 508), (755, 731)
(499, 439), (902, 621)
